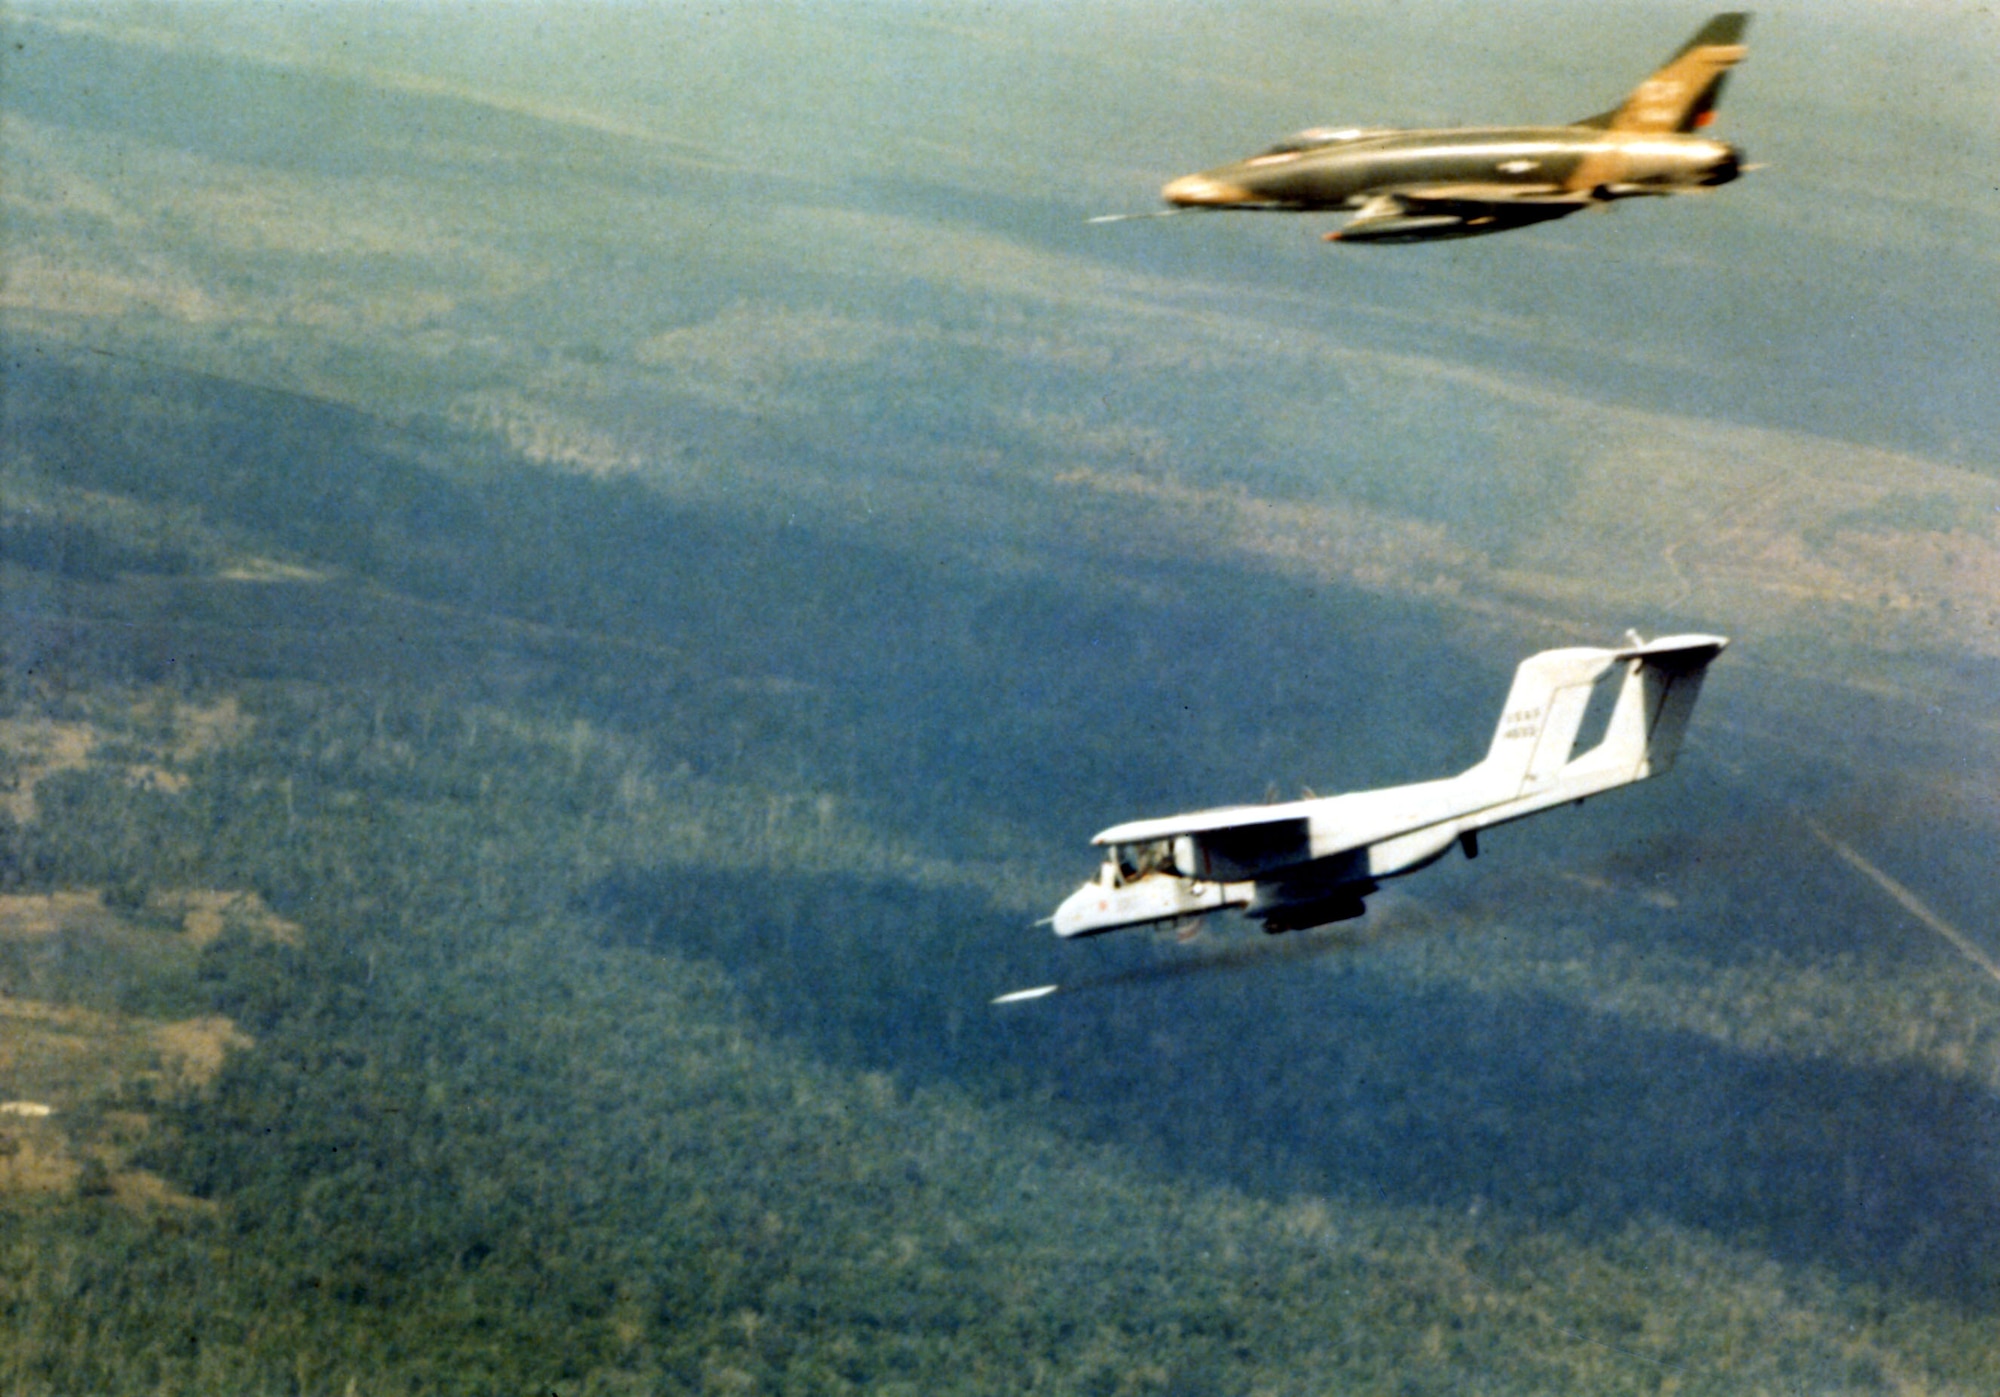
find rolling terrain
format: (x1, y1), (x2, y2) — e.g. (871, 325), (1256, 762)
(4, 4), (1999, 1392)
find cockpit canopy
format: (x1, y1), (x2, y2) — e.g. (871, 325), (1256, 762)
(1256, 127), (1383, 157)
(1109, 838), (1177, 884)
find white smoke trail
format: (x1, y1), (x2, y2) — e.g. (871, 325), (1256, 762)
(1804, 815), (2000, 992)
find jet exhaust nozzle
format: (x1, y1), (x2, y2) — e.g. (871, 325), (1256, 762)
(1702, 145), (1745, 186)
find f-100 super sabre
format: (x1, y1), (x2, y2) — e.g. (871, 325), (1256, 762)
(1124, 12), (1751, 243)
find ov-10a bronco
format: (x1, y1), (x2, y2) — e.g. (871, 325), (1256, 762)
(1051, 634), (1726, 939)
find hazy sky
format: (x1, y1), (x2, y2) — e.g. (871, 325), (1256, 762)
(10, 1), (2000, 696)
(20, 0), (1996, 470)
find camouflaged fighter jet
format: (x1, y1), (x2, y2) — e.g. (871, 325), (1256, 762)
(1148, 12), (1749, 244)
(1050, 634), (1726, 939)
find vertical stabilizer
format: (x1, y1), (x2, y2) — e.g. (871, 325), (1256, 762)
(1475, 646), (1623, 800)
(1598, 634), (1728, 777)
(1472, 635), (1727, 806)
(1578, 13), (1750, 134)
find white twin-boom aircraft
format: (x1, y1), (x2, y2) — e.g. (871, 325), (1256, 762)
(1050, 634), (1727, 940)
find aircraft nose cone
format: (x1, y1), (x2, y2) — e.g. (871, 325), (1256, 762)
(1162, 173), (1255, 207)
(1051, 882), (1098, 939)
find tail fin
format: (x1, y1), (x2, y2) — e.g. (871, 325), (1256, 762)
(1577, 13), (1750, 134)
(1474, 634), (1727, 803)
(1590, 633), (1728, 779)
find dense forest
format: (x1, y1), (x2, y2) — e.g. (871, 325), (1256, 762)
(1, 346), (1996, 1394)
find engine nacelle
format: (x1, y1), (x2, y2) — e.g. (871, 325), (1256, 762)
(1246, 878), (1376, 934)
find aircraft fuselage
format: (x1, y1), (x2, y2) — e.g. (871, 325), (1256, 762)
(1163, 126), (1742, 241)
(1135, 13), (1751, 244)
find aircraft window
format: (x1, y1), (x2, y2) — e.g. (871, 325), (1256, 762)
(1114, 840), (1176, 881)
